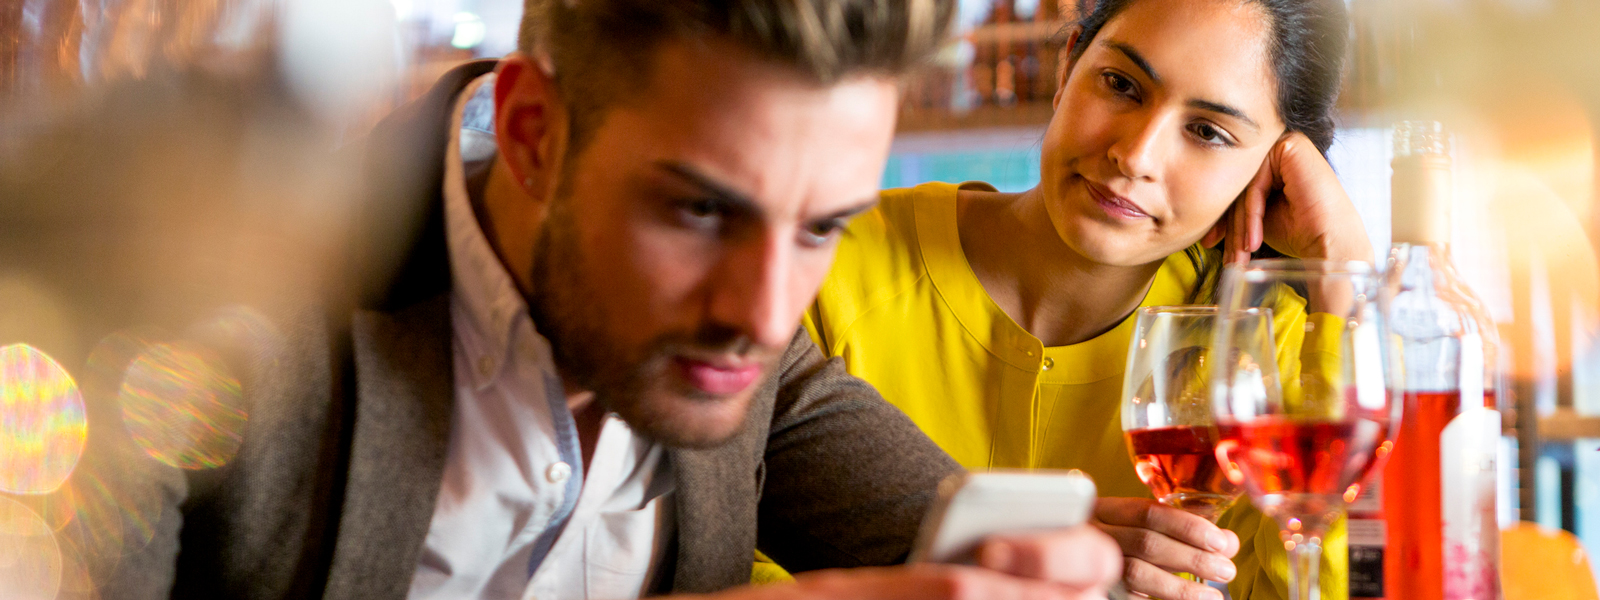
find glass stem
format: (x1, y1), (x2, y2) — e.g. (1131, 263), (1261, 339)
(1288, 538), (1322, 600)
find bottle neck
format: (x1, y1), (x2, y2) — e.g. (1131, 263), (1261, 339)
(1390, 153), (1452, 245)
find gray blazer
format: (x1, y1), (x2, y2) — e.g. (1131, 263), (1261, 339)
(107, 61), (963, 599)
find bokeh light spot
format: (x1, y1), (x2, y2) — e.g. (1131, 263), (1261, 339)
(118, 342), (246, 470)
(0, 344), (89, 494)
(0, 496), (63, 600)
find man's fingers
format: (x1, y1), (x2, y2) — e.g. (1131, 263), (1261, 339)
(1098, 523), (1237, 583)
(979, 525), (1123, 587)
(1093, 499), (1239, 558)
(786, 564), (1112, 600)
(1121, 558), (1225, 600)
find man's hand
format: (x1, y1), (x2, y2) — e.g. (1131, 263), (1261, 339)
(693, 525), (1121, 600)
(1093, 498), (1240, 600)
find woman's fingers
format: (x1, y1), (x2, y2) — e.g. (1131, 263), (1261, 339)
(1096, 522), (1237, 582)
(1121, 558), (1226, 600)
(1091, 497), (1240, 592)
(1095, 498), (1238, 556)
(1258, 132), (1374, 263)
(1233, 150), (1278, 264)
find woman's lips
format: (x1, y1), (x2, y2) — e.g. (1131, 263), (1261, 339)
(675, 357), (763, 396)
(1084, 179), (1151, 220)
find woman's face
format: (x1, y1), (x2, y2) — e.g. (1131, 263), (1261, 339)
(1041, 0), (1285, 267)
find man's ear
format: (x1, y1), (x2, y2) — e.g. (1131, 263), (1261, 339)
(493, 53), (567, 201)
(1052, 28), (1081, 111)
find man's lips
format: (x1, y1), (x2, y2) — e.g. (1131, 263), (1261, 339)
(674, 357), (764, 396)
(1084, 179), (1151, 220)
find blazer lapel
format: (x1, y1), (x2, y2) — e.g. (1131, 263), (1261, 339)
(659, 375), (779, 594)
(324, 294), (455, 599)
(664, 445), (757, 593)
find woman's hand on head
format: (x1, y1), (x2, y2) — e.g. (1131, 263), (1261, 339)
(1205, 131), (1372, 266)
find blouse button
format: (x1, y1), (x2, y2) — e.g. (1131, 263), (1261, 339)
(546, 461), (572, 484)
(1042, 357), (1055, 371)
(477, 356), (494, 377)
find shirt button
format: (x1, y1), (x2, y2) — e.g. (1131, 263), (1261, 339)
(1025, 350), (1035, 357)
(546, 462), (572, 484)
(477, 356), (493, 377)
(1042, 357), (1054, 371)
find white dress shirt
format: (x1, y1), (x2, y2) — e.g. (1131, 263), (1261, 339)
(407, 74), (676, 600)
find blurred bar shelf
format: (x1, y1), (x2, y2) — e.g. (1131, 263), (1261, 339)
(897, 102), (1056, 133)
(1538, 408), (1600, 442)
(965, 21), (1062, 45)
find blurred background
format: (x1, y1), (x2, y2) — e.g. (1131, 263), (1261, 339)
(3, 0), (1600, 597)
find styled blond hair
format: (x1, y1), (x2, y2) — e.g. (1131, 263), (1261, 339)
(518, 0), (956, 152)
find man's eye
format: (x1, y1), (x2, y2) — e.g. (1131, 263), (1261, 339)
(799, 220), (845, 248)
(1101, 71), (1137, 98)
(676, 199), (723, 228)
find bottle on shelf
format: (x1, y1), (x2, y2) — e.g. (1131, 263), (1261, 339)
(1374, 120), (1503, 600)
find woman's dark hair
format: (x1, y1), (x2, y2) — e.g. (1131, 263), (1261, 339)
(1066, 0), (1348, 154)
(1064, 0), (1349, 302)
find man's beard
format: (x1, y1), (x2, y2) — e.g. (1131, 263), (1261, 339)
(525, 198), (774, 449)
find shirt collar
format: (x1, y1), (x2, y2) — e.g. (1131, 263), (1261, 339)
(443, 73), (528, 390)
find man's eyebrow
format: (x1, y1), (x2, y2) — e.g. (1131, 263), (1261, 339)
(813, 198), (879, 223)
(1104, 41), (1160, 85)
(1188, 99), (1260, 132)
(655, 161), (760, 213)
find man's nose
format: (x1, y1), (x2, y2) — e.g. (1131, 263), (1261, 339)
(706, 233), (797, 351)
(1108, 111), (1170, 181)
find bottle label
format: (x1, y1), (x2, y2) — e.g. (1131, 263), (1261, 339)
(1349, 518), (1387, 598)
(1441, 407), (1501, 600)
(1349, 478), (1382, 515)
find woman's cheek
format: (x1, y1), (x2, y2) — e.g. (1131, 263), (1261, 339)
(1166, 171), (1244, 237)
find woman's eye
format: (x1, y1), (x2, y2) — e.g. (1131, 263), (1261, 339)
(1188, 122), (1233, 147)
(1101, 72), (1137, 98)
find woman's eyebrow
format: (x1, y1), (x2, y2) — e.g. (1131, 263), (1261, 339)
(1189, 99), (1260, 132)
(1103, 41), (1161, 84)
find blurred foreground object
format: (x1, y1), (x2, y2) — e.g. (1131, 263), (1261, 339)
(2, 0), (404, 128)
(1348, 0), (1600, 538)
(0, 0), (424, 595)
(1502, 522), (1600, 600)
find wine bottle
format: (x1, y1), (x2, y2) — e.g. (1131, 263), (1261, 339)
(1378, 121), (1503, 600)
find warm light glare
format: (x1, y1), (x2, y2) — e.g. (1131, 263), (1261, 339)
(0, 344), (89, 495)
(0, 496), (62, 600)
(118, 342), (247, 470)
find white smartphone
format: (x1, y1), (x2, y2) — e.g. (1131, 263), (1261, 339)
(908, 469), (1099, 565)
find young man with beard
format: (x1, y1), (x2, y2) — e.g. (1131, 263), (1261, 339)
(118, 1), (1123, 598)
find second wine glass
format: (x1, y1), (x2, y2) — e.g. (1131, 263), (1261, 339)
(1209, 259), (1402, 600)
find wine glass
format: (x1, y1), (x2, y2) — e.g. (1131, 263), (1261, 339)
(1121, 306), (1243, 524)
(1209, 259), (1402, 600)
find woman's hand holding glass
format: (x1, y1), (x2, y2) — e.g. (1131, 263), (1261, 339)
(1114, 306), (1244, 600)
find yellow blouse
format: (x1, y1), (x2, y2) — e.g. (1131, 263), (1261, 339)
(803, 181), (1347, 600)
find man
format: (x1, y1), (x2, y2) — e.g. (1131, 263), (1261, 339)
(112, 0), (1128, 598)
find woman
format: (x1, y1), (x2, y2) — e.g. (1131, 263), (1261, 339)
(803, 0), (1369, 598)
